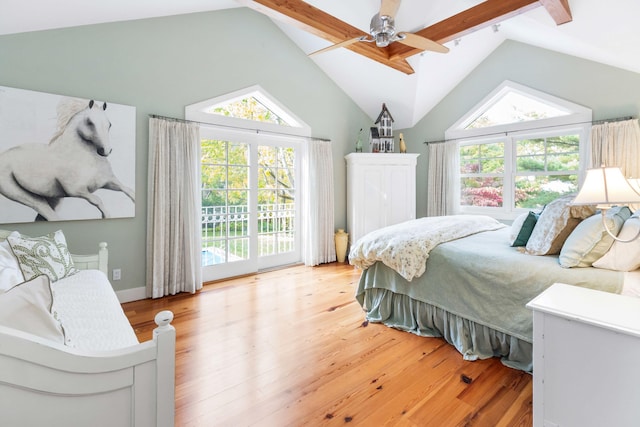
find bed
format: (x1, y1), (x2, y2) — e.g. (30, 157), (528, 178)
(0, 229), (175, 427)
(350, 196), (640, 372)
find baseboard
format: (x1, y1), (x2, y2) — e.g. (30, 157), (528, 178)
(116, 286), (147, 303)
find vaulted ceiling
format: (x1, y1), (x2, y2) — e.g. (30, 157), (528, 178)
(241, 0), (572, 75)
(3, 1), (640, 129)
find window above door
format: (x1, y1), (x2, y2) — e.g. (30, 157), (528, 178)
(185, 85), (311, 137)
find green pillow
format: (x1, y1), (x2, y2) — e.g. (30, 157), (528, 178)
(512, 211), (540, 247)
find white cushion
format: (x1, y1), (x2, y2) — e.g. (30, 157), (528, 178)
(8, 230), (79, 282)
(0, 275), (65, 344)
(0, 240), (24, 293)
(54, 270), (139, 350)
(559, 206), (630, 268)
(593, 215), (640, 271)
(509, 212), (529, 245)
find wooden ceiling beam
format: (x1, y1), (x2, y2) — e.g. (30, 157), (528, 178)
(242, 0), (416, 74)
(388, 0), (540, 61)
(242, 0), (573, 74)
(539, 0), (573, 25)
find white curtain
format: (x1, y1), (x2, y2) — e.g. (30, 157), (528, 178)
(427, 141), (460, 216)
(590, 119), (640, 178)
(302, 139), (336, 266)
(146, 117), (202, 298)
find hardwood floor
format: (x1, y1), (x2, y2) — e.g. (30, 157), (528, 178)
(122, 263), (532, 427)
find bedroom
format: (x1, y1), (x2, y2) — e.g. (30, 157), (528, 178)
(2, 0), (640, 425)
(3, 0), (640, 297)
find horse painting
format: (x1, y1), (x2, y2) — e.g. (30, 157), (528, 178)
(0, 98), (135, 221)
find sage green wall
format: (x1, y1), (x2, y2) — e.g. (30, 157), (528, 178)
(399, 40), (640, 217)
(5, 14), (640, 293)
(0, 8), (371, 292)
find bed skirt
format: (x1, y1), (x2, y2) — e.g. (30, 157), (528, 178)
(358, 288), (533, 372)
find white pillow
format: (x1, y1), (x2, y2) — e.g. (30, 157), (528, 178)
(559, 206), (630, 268)
(509, 212), (529, 245)
(7, 230), (79, 282)
(593, 215), (640, 271)
(0, 274), (65, 344)
(0, 240), (24, 293)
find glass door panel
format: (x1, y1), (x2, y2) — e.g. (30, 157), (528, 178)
(201, 135), (301, 281)
(201, 139), (253, 281)
(257, 145), (298, 268)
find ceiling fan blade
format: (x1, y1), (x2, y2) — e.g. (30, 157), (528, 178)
(397, 33), (449, 53)
(380, 0), (401, 19)
(308, 37), (365, 57)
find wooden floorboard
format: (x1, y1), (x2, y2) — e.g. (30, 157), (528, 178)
(122, 262), (532, 427)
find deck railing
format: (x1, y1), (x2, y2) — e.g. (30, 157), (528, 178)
(201, 204), (295, 263)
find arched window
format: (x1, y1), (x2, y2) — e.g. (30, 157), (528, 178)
(446, 81), (592, 220)
(186, 86), (310, 281)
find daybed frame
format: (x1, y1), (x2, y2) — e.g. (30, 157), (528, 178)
(0, 235), (175, 427)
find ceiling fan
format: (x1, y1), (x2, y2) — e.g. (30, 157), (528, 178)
(244, 0), (572, 74)
(309, 0), (449, 57)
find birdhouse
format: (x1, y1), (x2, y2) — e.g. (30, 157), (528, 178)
(374, 103), (394, 153)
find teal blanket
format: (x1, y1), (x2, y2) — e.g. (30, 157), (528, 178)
(356, 227), (623, 342)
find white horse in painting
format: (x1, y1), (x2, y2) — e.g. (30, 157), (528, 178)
(0, 98), (135, 221)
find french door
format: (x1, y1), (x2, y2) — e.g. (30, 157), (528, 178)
(200, 127), (301, 282)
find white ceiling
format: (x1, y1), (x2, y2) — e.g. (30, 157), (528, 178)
(2, 0), (640, 129)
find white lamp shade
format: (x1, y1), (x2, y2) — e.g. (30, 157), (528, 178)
(572, 166), (640, 206)
(628, 178), (640, 194)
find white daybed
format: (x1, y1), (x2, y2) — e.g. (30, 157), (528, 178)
(0, 229), (175, 427)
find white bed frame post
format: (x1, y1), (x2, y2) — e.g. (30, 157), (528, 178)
(98, 241), (108, 274)
(154, 310), (176, 427)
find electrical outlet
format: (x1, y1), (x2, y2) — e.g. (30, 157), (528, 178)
(112, 268), (121, 281)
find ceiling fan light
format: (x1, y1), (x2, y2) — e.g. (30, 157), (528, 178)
(375, 33), (391, 47)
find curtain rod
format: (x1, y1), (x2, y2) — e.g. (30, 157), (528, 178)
(148, 114), (330, 142)
(423, 115), (637, 145)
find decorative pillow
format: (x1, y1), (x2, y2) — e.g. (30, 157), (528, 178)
(0, 274), (65, 343)
(7, 230), (79, 282)
(593, 214), (640, 271)
(0, 239), (25, 293)
(509, 212), (528, 245)
(511, 211), (541, 247)
(559, 206), (631, 268)
(525, 194), (596, 255)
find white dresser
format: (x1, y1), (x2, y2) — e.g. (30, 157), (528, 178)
(527, 283), (640, 427)
(345, 153), (419, 246)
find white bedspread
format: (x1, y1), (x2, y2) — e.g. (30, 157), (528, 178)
(349, 215), (507, 281)
(53, 269), (139, 351)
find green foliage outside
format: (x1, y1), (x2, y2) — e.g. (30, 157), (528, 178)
(201, 139), (296, 262)
(200, 97), (298, 265)
(208, 97), (290, 126)
(460, 135), (579, 208)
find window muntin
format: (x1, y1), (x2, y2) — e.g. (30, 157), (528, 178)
(514, 134), (579, 208)
(201, 139), (250, 266)
(460, 141), (505, 208)
(460, 129), (582, 215)
(257, 145), (296, 257)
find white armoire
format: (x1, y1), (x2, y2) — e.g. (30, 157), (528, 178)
(345, 153), (419, 246)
